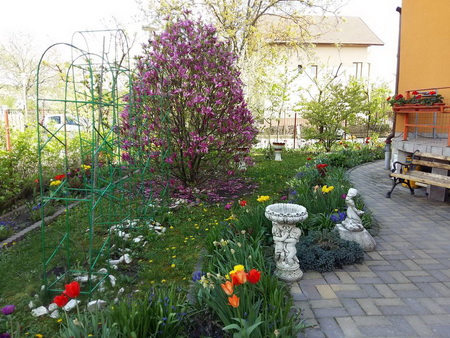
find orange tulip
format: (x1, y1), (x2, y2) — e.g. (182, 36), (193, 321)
(221, 281), (234, 295)
(231, 270), (247, 285)
(227, 294), (240, 308)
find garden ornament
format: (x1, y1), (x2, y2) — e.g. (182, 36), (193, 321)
(265, 203), (308, 282)
(335, 188), (376, 251)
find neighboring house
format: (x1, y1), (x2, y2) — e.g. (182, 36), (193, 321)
(258, 15), (384, 131)
(390, 0), (450, 200)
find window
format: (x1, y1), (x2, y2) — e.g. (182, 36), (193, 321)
(309, 65), (318, 79)
(353, 62), (363, 78)
(49, 116), (61, 124)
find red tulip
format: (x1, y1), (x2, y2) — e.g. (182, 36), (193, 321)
(247, 269), (261, 284)
(239, 200), (247, 207)
(64, 281), (81, 298)
(54, 294), (69, 307)
(54, 174), (65, 180)
(231, 270), (247, 286)
(227, 294), (240, 308)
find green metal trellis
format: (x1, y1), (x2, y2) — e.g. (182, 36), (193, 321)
(36, 30), (171, 296)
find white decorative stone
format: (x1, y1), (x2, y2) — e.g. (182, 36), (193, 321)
(109, 259), (121, 266)
(265, 203), (308, 282)
(109, 274), (116, 287)
(49, 309), (60, 318)
(62, 299), (80, 312)
(48, 303), (58, 312)
(31, 306), (49, 317)
(122, 253), (132, 264)
(335, 188), (376, 251)
(133, 235), (144, 243)
(87, 300), (107, 312)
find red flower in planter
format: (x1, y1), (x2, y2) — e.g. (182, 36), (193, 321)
(412, 91), (418, 95)
(429, 90), (437, 95)
(64, 281), (81, 298)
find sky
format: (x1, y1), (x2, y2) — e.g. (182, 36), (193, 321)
(1, 0), (402, 87)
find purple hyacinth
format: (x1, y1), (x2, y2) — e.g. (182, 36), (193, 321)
(192, 271), (204, 282)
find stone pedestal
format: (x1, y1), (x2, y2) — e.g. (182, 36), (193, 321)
(273, 143), (285, 161)
(335, 225), (376, 251)
(265, 203), (308, 282)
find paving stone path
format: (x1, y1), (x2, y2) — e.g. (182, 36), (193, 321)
(292, 160), (450, 337)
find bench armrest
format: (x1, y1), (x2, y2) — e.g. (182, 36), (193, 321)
(391, 161), (410, 173)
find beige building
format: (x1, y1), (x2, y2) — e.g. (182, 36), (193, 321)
(258, 15), (384, 133)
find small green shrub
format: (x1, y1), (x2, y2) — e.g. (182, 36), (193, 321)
(297, 230), (364, 272)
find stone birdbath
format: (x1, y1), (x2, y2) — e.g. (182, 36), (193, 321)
(265, 203), (308, 282)
(272, 142), (285, 161)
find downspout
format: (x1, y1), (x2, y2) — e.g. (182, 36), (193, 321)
(385, 6), (402, 169)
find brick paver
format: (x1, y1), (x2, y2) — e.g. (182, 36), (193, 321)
(294, 160), (450, 337)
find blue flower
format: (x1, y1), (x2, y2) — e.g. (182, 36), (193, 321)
(192, 270), (204, 282)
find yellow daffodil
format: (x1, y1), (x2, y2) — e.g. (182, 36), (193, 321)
(257, 195), (270, 202)
(82, 164), (91, 170)
(322, 185), (334, 193)
(50, 180), (62, 186)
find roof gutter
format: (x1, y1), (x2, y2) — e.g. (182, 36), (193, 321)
(386, 6), (402, 145)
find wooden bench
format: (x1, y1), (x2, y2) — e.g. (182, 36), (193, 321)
(386, 151), (450, 198)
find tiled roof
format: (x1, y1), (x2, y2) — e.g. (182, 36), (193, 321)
(260, 15), (384, 46)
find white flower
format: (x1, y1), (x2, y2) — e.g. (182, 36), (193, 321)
(230, 249), (235, 255)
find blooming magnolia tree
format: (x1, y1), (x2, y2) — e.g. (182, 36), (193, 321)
(121, 15), (258, 187)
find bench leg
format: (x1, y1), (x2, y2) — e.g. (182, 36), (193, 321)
(405, 180), (415, 195)
(386, 178), (415, 198)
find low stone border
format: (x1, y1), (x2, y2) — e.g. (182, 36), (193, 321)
(0, 202), (80, 249)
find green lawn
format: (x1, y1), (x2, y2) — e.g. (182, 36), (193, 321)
(0, 150), (307, 336)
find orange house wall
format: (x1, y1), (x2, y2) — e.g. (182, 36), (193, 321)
(396, 0), (450, 133)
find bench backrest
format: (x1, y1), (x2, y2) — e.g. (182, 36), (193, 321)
(411, 151), (450, 170)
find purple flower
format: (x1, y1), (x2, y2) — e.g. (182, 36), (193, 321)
(341, 194), (347, 199)
(0, 333), (11, 338)
(192, 271), (204, 282)
(224, 203), (232, 210)
(280, 195), (287, 200)
(1, 305), (15, 315)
